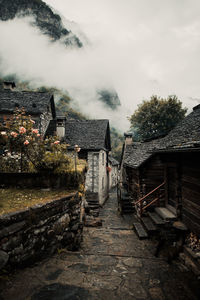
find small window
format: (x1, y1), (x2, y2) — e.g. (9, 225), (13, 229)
(32, 103), (36, 108)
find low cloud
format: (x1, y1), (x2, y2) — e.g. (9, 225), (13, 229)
(0, 16), (130, 131)
(1, 0), (200, 131)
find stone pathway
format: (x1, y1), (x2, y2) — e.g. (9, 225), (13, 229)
(0, 189), (200, 299)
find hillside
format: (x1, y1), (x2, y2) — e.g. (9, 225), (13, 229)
(0, 0), (124, 160)
(0, 0), (82, 47)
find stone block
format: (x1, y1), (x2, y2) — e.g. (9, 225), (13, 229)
(0, 221), (26, 239)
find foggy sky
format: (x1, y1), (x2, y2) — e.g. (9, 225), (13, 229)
(1, 0), (200, 131)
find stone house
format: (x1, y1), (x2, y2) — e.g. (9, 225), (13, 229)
(0, 85), (56, 136)
(108, 156), (119, 189)
(46, 118), (111, 205)
(64, 119), (111, 205)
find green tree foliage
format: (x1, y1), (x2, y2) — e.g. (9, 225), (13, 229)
(129, 95), (187, 141)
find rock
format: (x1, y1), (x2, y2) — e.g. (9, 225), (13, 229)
(149, 287), (165, 300)
(84, 217), (102, 227)
(71, 223), (79, 232)
(0, 250), (9, 269)
(122, 257), (142, 268)
(0, 221), (26, 239)
(57, 214), (70, 227)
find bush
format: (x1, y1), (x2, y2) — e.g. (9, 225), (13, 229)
(0, 108), (72, 173)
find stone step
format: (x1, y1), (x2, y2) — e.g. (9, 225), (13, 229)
(155, 207), (177, 221)
(87, 201), (99, 205)
(141, 217), (157, 234)
(121, 197), (132, 201)
(133, 222), (148, 239)
(121, 201), (133, 205)
(121, 204), (134, 209)
(88, 204), (99, 209)
(87, 199), (99, 203)
(148, 212), (165, 226)
(122, 210), (135, 214)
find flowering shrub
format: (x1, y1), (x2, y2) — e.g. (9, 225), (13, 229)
(0, 108), (72, 173)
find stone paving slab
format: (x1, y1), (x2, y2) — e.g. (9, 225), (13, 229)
(0, 191), (199, 300)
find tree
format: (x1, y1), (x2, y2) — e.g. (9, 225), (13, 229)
(129, 95), (187, 141)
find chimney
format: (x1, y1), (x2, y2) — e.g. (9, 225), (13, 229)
(56, 116), (66, 138)
(124, 132), (133, 145)
(3, 81), (16, 91)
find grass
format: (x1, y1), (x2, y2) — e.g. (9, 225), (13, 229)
(0, 188), (75, 216)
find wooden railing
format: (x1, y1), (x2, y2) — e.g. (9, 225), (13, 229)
(135, 181), (166, 218)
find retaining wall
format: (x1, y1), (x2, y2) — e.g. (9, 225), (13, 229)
(0, 192), (83, 269)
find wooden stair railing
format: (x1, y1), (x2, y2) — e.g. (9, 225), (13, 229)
(135, 181), (166, 218)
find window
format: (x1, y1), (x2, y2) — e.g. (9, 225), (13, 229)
(102, 177), (104, 189)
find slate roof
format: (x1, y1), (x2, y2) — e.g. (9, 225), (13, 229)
(0, 90), (56, 118)
(123, 104), (200, 168)
(157, 104), (200, 151)
(108, 156), (119, 166)
(65, 119), (111, 151)
(123, 139), (161, 169)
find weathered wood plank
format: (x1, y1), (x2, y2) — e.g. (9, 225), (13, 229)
(133, 222), (148, 239)
(148, 211), (165, 226)
(182, 214), (200, 236)
(182, 208), (200, 225)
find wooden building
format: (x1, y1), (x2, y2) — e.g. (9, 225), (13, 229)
(121, 104), (200, 236)
(121, 136), (164, 202)
(155, 104), (200, 235)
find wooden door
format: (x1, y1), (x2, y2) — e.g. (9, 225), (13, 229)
(165, 163), (180, 214)
(168, 166), (177, 208)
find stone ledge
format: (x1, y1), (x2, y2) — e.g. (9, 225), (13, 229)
(0, 192), (83, 269)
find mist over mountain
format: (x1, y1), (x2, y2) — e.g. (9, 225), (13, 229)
(97, 89), (121, 110)
(0, 0), (82, 48)
(0, 0), (124, 125)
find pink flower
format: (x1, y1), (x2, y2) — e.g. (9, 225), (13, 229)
(24, 140), (29, 145)
(54, 140), (60, 145)
(32, 129), (39, 134)
(37, 133), (40, 137)
(19, 127), (26, 134)
(11, 131), (18, 138)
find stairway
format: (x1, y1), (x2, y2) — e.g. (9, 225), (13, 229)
(120, 189), (135, 214)
(133, 206), (177, 239)
(85, 192), (100, 217)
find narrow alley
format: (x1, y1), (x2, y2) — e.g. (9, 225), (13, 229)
(0, 190), (199, 300)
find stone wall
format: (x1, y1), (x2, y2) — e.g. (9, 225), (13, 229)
(85, 152), (99, 194)
(109, 164), (118, 189)
(98, 150), (109, 205)
(85, 151), (109, 205)
(0, 192), (83, 269)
